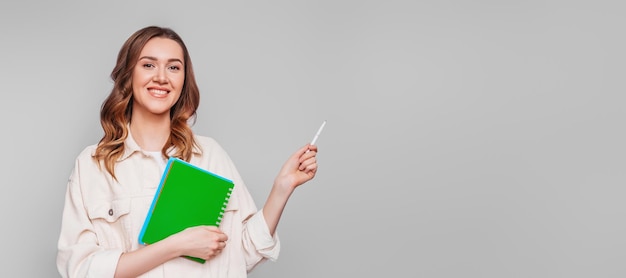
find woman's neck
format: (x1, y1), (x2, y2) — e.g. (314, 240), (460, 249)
(129, 114), (171, 152)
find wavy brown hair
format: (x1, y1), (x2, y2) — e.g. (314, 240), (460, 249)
(93, 26), (200, 179)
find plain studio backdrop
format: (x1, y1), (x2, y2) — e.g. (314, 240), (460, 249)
(1, 0), (624, 277)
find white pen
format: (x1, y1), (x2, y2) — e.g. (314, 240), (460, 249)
(306, 120), (326, 153)
(310, 120), (326, 145)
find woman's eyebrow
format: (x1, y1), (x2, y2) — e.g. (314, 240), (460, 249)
(138, 56), (183, 64)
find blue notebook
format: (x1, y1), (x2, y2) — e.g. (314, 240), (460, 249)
(138, 157), (234, 263)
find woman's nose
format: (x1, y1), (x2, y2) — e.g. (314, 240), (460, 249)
(153, 68), (167, 83)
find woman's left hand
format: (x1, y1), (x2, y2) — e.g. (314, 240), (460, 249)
(274, 144), (318, 191)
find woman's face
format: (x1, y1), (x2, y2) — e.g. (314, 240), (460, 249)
(131, 37), (185, 118)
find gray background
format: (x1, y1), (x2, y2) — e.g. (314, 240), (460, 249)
(1, 0), (625, 277)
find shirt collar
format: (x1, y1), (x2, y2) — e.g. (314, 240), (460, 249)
(119, 125), (202, 161)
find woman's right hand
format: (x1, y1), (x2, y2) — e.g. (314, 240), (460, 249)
(169, 225), (228, 260)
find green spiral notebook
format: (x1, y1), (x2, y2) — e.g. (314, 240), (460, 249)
(139, 157), (234, 263)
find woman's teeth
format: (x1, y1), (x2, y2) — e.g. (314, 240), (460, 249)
(150, 89), (168, 95)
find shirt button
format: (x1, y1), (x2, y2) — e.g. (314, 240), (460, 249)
(108, 209), (114, 216)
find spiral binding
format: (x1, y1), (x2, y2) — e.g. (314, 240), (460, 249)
(216, 187), (233, 225)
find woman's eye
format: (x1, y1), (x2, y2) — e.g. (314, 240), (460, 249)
(143, 63), (155, 69)
(169, 65), (181, 71)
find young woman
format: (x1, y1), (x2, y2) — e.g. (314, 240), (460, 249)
(57, 26), (319, 278)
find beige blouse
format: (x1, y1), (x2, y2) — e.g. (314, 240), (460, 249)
(57, 132), (279, 277)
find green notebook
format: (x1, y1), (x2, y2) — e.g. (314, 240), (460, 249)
(139, 157), (234, 263)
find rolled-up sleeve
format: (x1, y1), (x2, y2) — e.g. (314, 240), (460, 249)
(245, 209), (280, 259)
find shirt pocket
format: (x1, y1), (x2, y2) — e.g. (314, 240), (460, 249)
(222, 194), (239, 219)
(218, 196), (239, 234)
(86, 198), (132, 250)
